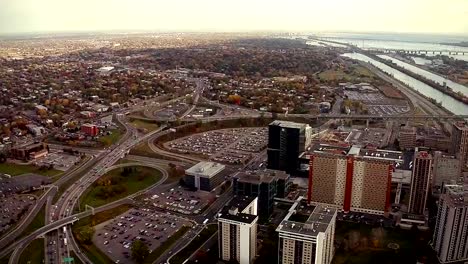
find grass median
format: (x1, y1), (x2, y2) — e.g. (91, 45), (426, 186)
(18, 203), (45, 238)
(18, 238), (44, 264)
(79, 165), (163, 209)
(0, 162), (62, 177)
(143, 226), (190, 264)
(170, 224), (218, 264)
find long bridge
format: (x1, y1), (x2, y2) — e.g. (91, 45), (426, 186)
(159, 113), (468, 123)
(365, 48), (467, 55)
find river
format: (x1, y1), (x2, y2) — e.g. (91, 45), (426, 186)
(377, 55), (468, 95)
(342, 53), (468, 115)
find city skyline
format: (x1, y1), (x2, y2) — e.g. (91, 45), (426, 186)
(1, 0), (468, 35)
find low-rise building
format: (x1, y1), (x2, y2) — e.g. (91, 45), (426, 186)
(185, 161), (225, 191)
(81, 123), (99, 137)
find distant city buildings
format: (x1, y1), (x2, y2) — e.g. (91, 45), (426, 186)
(432, 184), (468, 264)
(451, 121), (468, 170)
(432, 151), (461, 192)
(218, 196), (258, 264)
(398, 126), (416, 150)
(305, 144), (401, 215)
(276, 196), (336, 264)
(233, 169), (291, 220)
(267, 120), (312, 174)
(185, 161), (225, 191)
(408, 149), (432, 215)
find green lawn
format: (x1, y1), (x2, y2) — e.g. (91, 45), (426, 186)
(318, 65), (375, 82)
(18, 238), (44, 264)
(98, 129), (123, 147)
(0, 163), (62, 177)
(18, 204), (45, 238)
(79, 166), (162, 208)
(332, 221), (432, 264)
(143, 226), (190, 264)
(129, 119), (159, 132)
(170, 224), (218, 264)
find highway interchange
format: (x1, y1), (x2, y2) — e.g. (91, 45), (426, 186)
(0, 63), (466, 264)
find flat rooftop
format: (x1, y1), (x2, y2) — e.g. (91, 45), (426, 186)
(444, 184), (468, 206)
(277, 197), (336, 237)
(234, 169), (289, 184)
(270, 120), (307, 130)
(218, 196), (258, 224)
(185, 161), (225, 178)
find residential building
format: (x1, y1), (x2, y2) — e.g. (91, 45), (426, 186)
(451, 121), (468, 170)
(81, 123), (99, 137)
(432, 151), (461, 192)
(276, 196), (337, 264)
(185, 161), (225, 191)
(267, 120), (312, 174)
(398, 126), (416, 150)
(218, 196), (258, 264)
(432, 184), (468, 264)
(233, 169), (291, 219)
(305, 144), (401, 215)
(408, 149), (432, 215)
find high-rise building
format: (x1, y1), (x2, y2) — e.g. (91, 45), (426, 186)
(185, 162), (225, 191)
(432, 151), (461, 192)
(305, 144), (401, 215)
(408, 149), (432, 215)
(432, 184), (468, 264)
(218, 196), (258, 264)
(233, 169), (290, 220)
(451, 121), (468, 170)
(277, 196), (337, 264)
(267, 120), (312, 174)
(398, 126), (416, 150)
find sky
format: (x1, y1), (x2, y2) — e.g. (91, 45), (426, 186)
(1, 0), (468, 35)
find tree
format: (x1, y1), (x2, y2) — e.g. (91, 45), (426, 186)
(77, 226), (94, 244)
(131, 240), (149, 263)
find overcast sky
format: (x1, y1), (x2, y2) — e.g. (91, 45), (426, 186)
(1, 0), (467, 35)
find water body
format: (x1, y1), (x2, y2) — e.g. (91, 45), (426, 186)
(342, 53), (468, 115)
(317, 33), (468, 62)
(378, 55), (468, 95)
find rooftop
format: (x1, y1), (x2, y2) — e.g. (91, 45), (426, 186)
(218, 196), (258, 224)
(270, 120), (308, 130)
(234, 169), (289, 185)
(185, 161), (225, 178)
(444, 184), (468, 206)
(276, 196), (336, 237)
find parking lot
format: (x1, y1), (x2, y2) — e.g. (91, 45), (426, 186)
(0, 173), (51, 195)
(93, 208), (192, 264)
(153, 102), (189, 120)
(33, 151), (81, 172)
(142, 186), (215, 215)
(346, 128), (391, 148)
(0, 194), (36, 236)
(165, 127), (267, 165)
(344, 91), (410, 116)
